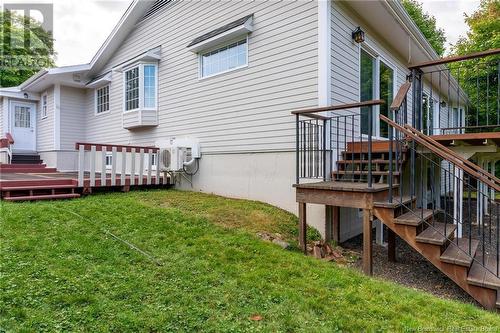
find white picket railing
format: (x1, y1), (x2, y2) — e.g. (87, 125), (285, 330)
(75, 142), (162, 188)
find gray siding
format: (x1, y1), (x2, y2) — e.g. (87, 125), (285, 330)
(37, 87), (54, 151)
(60, 86), (86, 150)
(83, 0), (319, 153)
(330, 1), (411, 120)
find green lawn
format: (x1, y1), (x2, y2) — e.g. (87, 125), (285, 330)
(1, 190), (499, 332)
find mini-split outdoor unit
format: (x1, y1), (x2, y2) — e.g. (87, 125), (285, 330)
(156, 137), (200, 172)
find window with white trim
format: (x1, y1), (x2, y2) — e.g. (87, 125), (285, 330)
(105, 152), (113, 169)
(201, 39), (247, 78)
(125, 67), (140, 111)
(41, 94), (48, 118)
(124, 63), (158, 112)
(96, 85), (110, 114)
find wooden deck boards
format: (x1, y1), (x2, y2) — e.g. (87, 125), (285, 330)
(293, 181), (393, 192)
(431, 132), (500, 146)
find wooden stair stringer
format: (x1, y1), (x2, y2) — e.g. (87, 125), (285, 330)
(374, 206), (498, 310)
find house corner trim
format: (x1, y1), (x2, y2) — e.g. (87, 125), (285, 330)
(318, 0), (332, 107)
(54, 84), (61, 150)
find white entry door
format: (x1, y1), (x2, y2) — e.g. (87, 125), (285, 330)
(11, 102), (36, 152)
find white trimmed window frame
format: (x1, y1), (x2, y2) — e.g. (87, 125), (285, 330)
(198, 36), (249, 79)
(95, 85), (110, 115)
(41, 93), (48, 119)
(122, 62), (158, 113)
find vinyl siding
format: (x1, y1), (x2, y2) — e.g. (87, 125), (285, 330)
(60, 86), (86, 150)
(330, 1), (411, 122)
(37, 87), (54, 151)
(83, 0), (319, 153)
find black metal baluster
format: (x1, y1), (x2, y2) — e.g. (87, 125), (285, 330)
(296, 115), (299, 184)
(368, 105), (372, 188)
(352, 115), (355, 183)
(323, 120), (327, 181)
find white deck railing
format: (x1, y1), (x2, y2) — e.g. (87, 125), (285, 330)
(75, 142), (162, 188)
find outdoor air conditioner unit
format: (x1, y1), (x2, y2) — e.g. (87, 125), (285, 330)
(157, 138), (200, 172)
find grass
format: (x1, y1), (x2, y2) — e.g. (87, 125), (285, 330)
(1, 190), (499, 332)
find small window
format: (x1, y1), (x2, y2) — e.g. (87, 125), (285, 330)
(144, 153), (157, 170)
(15, 106), (31, 128)
(201, 39), (247, 78)
(96, 85), (110, 114)
(105, 152), (113, 169)
(125, 67), (140, 111)
(41, 94), (48, 118)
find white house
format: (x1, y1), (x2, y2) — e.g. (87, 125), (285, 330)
(0, 0), (459, 238)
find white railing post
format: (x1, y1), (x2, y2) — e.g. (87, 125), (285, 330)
(78, 144), (85, 187)
(138, 149), (144, 185)
(121, 147), (126, 186)
(90, 145), (96, 187)
(130, 148), (136, 186)
(147, 149), (152, 185)
(101, 146), (107, 187)
(155, 151), (161, 185)
(111, 146), (117, 186)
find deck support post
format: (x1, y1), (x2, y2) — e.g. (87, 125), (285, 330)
(299, 202), (307, 254)
(387, 228), (396, 262)
(325, 205), (333, 242)
(332, 206), (340, 243)
(363, 209), (373, 275)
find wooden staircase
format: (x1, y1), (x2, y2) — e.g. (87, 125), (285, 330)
(374, 201), (499, 310)
(331, 140), (500, 310)
(333, 141), (404, 184)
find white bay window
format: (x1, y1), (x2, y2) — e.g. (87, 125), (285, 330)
(122, 62), (158, 129)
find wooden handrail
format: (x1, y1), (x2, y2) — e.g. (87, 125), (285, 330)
(291, 100), (384, 116)
(380, 114), (500, 192)
(408, 48), (500, 70)
(390, 82), (411, 111)
(404, 124), (500, 186)
(75, 142), (159, 153)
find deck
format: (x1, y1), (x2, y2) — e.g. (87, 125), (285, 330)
(430, 132), (500, 146)
(0, 169), (170, 201)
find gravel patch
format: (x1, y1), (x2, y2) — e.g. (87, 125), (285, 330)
(341, 230), (479, 306)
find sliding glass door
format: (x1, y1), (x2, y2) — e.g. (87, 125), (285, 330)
(360, 49), (394, 138)
(379, 61), (394, 138)
(360, 50), (375, 136)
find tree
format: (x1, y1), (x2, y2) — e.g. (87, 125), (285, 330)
(0, 10), (56, 87)
(452, 0), (500, 55)
(402, 0), (447, 56)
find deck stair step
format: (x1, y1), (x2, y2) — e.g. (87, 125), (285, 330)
(467, 255), (500, 290)
(374, 196), (415, 209)
(0, 167), (57, 173)
(0, 164), (46, 169)
(394, 209), (434, 226)
(416, 222), (456, 245)
(0, 179), (76, 189)
(11, 154), (43, 165)
(332, 171), (400, 176)
(1, 184), (77, 191)
(3, 193), (80, 201)
(440, 238), (479, 267)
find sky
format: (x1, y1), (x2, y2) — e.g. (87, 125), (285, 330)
(419, 0), (480, 53)
(44, 0), (481, 66)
